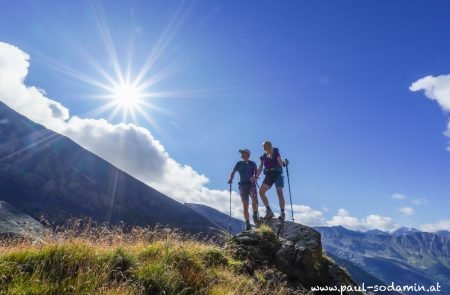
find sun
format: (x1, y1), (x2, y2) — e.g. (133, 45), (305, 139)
(112, 83), (142, 108)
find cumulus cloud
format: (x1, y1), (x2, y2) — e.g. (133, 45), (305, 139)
(291, 204), (326, 226)
(410, 74), (450, 112)
(398, 206), (414, 217)
(326, 208), (398, 232)
(0, 43), (70, 130)
(410, 74), (450, 150)
(421, 220), (450, 232)
(0, 41), (243, 218)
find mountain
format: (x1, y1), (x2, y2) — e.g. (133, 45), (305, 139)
(315, 226), (450, 293)
(365, 229), (390, 236)
(185, 203), (246, 235)
(436, 230), (450, 238)
(0, 101), (221, 236)
(392, 227), (421, 236)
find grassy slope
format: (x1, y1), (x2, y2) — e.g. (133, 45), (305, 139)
(0, 225), (295, 295)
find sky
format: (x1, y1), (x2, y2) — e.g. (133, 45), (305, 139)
(1, 0), (450, 232)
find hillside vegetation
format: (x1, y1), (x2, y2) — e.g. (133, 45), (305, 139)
(0, 222), (297, 295)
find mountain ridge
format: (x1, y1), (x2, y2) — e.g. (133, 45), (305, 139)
(0, 100), (222, 236)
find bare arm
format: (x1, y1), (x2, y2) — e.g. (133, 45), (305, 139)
(256, 159), (264, 178)
(277, 156), (284, 168)
(228, 170), (237, 183)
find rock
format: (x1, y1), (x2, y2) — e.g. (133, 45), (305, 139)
(228, 229), (280, 273)
(0, 200), (46, 241)
(227, 219), (364, 294)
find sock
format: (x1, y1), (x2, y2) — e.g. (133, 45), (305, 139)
(281, 208), (285, 213)
(246, 220), (250, 225)
(253, 211), (258, 216)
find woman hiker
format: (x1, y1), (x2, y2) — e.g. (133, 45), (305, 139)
(228, 148), (259, 230)
(256, 140), (288, 221)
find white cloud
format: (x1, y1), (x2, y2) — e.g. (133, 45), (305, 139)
(410, 74), (450, 112)
(0, 43), (70, 131)
(0, 41), (243, 219)
(291, 204), (326, 226)
(411, 198), (429, 205)
(391, 193), (428, 207)
(326, 208), (398, 232)
(421, 220), (450, 232)
(391, 193), (407, 200)
(398, 206), (415, 217)
(410, 74), (450, 150)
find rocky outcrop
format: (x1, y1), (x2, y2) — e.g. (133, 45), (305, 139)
(228, 219), (363, 294)
(0, 200), (45, 240)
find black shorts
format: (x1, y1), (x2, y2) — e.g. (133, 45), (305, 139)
(262, 172), (284, 188)
(238, 183), (257, 203)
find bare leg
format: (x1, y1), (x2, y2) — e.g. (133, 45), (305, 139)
(276, 187), (286, 210)
(259, 184), (270, 207)
(243, 201), (249, 221)
(251, 192), (259, 214)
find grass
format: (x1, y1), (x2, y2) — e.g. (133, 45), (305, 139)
(0, 222), (294, 295)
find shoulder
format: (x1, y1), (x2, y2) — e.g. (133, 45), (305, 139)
(274, 148), (280, 155)
(250, 160), (257, 166)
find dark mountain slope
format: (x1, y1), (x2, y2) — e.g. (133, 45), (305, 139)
(0, 101), (221, 235)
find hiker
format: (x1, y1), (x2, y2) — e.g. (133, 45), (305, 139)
(228, 149), (259, 231)
(256, 141), (288, 221)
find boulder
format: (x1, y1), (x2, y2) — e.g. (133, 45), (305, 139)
(228, 219), (364, 294)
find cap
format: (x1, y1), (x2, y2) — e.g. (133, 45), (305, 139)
(239, 149), (251, 155)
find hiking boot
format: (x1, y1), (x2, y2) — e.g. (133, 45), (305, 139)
(252, 213), (259, 224)
(263, 209), (274, 220)
(278, 212), (286, 221)
(246, 223), (252, 231)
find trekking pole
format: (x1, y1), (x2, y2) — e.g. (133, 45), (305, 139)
(285, 159), (295, 222)
(253, 180), (260, 219)
(229, 182), (232, 235)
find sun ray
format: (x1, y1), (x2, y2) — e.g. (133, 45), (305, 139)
(36, 55), (115, 92)
(36, 0), (204, 133)
(55, 31), (119, 87)
(133, 1), (190, 86)
(81, 100), (118, 119)
(89, 0), (124, 85)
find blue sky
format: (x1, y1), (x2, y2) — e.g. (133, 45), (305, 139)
(1, 0), (450, 231)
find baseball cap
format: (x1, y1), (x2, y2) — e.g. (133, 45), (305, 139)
(239, 149), (251, 155)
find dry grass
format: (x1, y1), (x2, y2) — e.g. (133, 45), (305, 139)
(0, 219), (293, 295)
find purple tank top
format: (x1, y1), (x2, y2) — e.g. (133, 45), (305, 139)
(260, 148), (281, 170)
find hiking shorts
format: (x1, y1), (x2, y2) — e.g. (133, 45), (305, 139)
(262, 172), (284, 188)
(238, 183), (257, 203)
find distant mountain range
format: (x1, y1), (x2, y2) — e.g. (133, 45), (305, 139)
(314, 226), (450, 293)
(0, 101), (222, 236)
